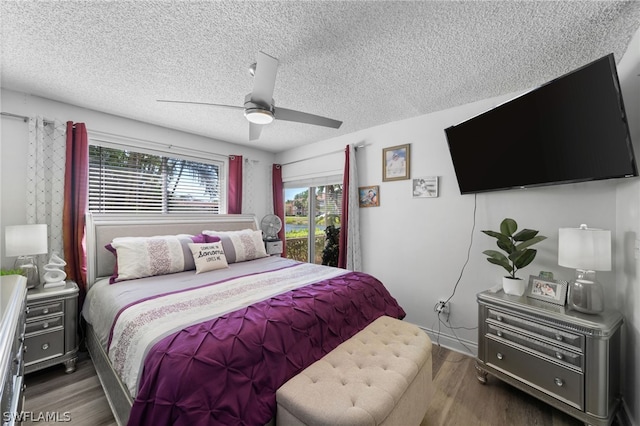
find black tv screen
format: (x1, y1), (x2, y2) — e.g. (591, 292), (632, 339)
(445, 54), (637, 194)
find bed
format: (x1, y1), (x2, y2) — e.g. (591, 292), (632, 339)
(82, 213), (406, 426)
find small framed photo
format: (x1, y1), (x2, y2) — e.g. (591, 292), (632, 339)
(383, 144), (410, 181)
(358, 185), (380, 207)
(413, 176), (439, 198)
(526, 275), (568, 306)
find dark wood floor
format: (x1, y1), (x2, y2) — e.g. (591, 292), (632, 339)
(23, 346), (590, 426)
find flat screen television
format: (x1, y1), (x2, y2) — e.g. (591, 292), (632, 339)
(445, 53), (637, 194)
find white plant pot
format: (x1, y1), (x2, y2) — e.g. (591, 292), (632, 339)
(502, 276), (525, 296)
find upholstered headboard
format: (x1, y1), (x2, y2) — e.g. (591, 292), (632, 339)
(85, 213), (260, 286)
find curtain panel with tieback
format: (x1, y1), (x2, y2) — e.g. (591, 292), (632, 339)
(63, 122), (88, 306)
(228, 155), (243, 214)
(339, 144), (361, 271)
(272, 164), (286, 257)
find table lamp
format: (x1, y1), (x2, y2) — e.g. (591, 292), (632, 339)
(5, 224), (48, 288)
(558, 224), (611, 314)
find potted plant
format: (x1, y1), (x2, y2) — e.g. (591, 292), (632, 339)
(482, 218), (547, 296)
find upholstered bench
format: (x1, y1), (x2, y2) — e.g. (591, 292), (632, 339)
(276, 315), (433, 425)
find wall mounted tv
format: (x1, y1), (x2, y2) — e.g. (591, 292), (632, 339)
(445, 53), (637, 195)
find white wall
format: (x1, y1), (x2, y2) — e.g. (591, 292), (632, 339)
(278, 94), (620, 350)
(0, 88), (276, 268)
(615, 27), (640, 426)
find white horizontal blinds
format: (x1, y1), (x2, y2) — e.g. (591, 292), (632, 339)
(165, 157), (221, 213)
(89, 145), (222, 214)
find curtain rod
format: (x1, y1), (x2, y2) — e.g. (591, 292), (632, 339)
(1, 111), (55, 125)
(279, 143), (366, 166)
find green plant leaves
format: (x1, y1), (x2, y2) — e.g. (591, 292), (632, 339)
(513, 228), (539, 241)
(515, 235), (546, 251)
(482, 250), (513, 274)
(500, 218), (517, 236)
(513, 249), (537, 269)
(482, 218), (546, 279)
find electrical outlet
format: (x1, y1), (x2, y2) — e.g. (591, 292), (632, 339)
(435, 300), (449, 314)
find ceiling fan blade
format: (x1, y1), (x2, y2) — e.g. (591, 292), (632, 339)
(249, 122), (263, 141)
(157, 99), (243, 110)
(250, 52), (279, 106)
(274, 107), (343, 129)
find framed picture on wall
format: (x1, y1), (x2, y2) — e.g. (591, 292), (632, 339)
(413, 176), (439, 198)
(382, 144), (410, 181)
(358, 186), (380, 207)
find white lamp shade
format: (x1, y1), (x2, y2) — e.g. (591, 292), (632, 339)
(5, 224), (48, 256)
(558, 225), (611, 271)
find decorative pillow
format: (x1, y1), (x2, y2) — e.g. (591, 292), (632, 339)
(202, 229), (267, 263)
(188, 242), (229, 274)
(107, 234), (195, 283)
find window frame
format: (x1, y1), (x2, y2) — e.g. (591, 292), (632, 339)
(88, 132), (228, 214)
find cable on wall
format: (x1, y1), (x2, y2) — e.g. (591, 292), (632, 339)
(431, 193), (479, 357)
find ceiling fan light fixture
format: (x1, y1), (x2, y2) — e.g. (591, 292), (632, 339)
(245, 108), (274, 125)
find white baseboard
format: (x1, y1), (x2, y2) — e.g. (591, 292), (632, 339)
(418, 325), (478, 357)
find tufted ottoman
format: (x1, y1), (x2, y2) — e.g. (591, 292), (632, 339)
(276, 315), (433, 426)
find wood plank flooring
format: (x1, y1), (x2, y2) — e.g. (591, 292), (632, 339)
(23, 346), (589, 426)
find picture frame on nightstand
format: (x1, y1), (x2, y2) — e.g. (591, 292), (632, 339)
(526, 275), (568, 306)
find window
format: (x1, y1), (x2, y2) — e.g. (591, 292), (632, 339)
(284, 183), (342, 264)
(89, 145), (225, 213)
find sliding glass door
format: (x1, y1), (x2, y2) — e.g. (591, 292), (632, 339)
(284, 184), (342, 264)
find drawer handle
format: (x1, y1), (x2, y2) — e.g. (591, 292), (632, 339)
(43, 322), (49, 329)
(555, 352), (564, 360)
(555, 334), (563, 342)
(496, 315), (503, 322)
(42, 308), (49, 314)
(496, 330), (503, 337)
(496, 352), (504, 360)
(42, 343), (49, 351)
(25, 306), (30, 314)
(554, 377), (564, 387)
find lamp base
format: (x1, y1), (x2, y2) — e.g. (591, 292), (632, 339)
(14, 256), (40, 289)
(567, 270), (604, 314)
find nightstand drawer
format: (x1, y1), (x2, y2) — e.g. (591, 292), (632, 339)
(486, 324), (583, 370)
(25, 315), (63, 335)
(265, 240), (283, 255)
(486, 338), (583, 409)
(24, 330), (64, 365)
(487, 308), (583, 351)
(26, 301), (64, 319)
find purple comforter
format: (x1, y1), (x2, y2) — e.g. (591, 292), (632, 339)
(127, 271), (405, 425)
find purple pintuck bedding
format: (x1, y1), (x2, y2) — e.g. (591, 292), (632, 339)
(84, 258), (404, 426)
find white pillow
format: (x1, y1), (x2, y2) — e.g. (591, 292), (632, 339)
(201, 229), (268, 263)
(188, 242), (229, 273)
(110, 235), (186, 282)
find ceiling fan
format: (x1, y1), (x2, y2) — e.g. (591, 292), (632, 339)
(158, 51), (343, 141)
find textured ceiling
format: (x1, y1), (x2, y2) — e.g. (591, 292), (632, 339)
(2, 1), (640, 153)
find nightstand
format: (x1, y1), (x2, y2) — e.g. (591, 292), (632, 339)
(476, 289), (622, 426)
(264, 239), (283, 256)
(25, 281), (79, 374)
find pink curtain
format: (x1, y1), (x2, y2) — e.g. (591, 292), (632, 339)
(228, 155), (243, 214)
(63, 122), (88, 306)
(338, 145), (349, 269)
(272, 164), (286, 257)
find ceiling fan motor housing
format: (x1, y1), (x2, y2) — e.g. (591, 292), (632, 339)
(244, 93), (274, 124)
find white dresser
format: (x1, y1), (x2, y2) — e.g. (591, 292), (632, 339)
(0, 275), (28, 426)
